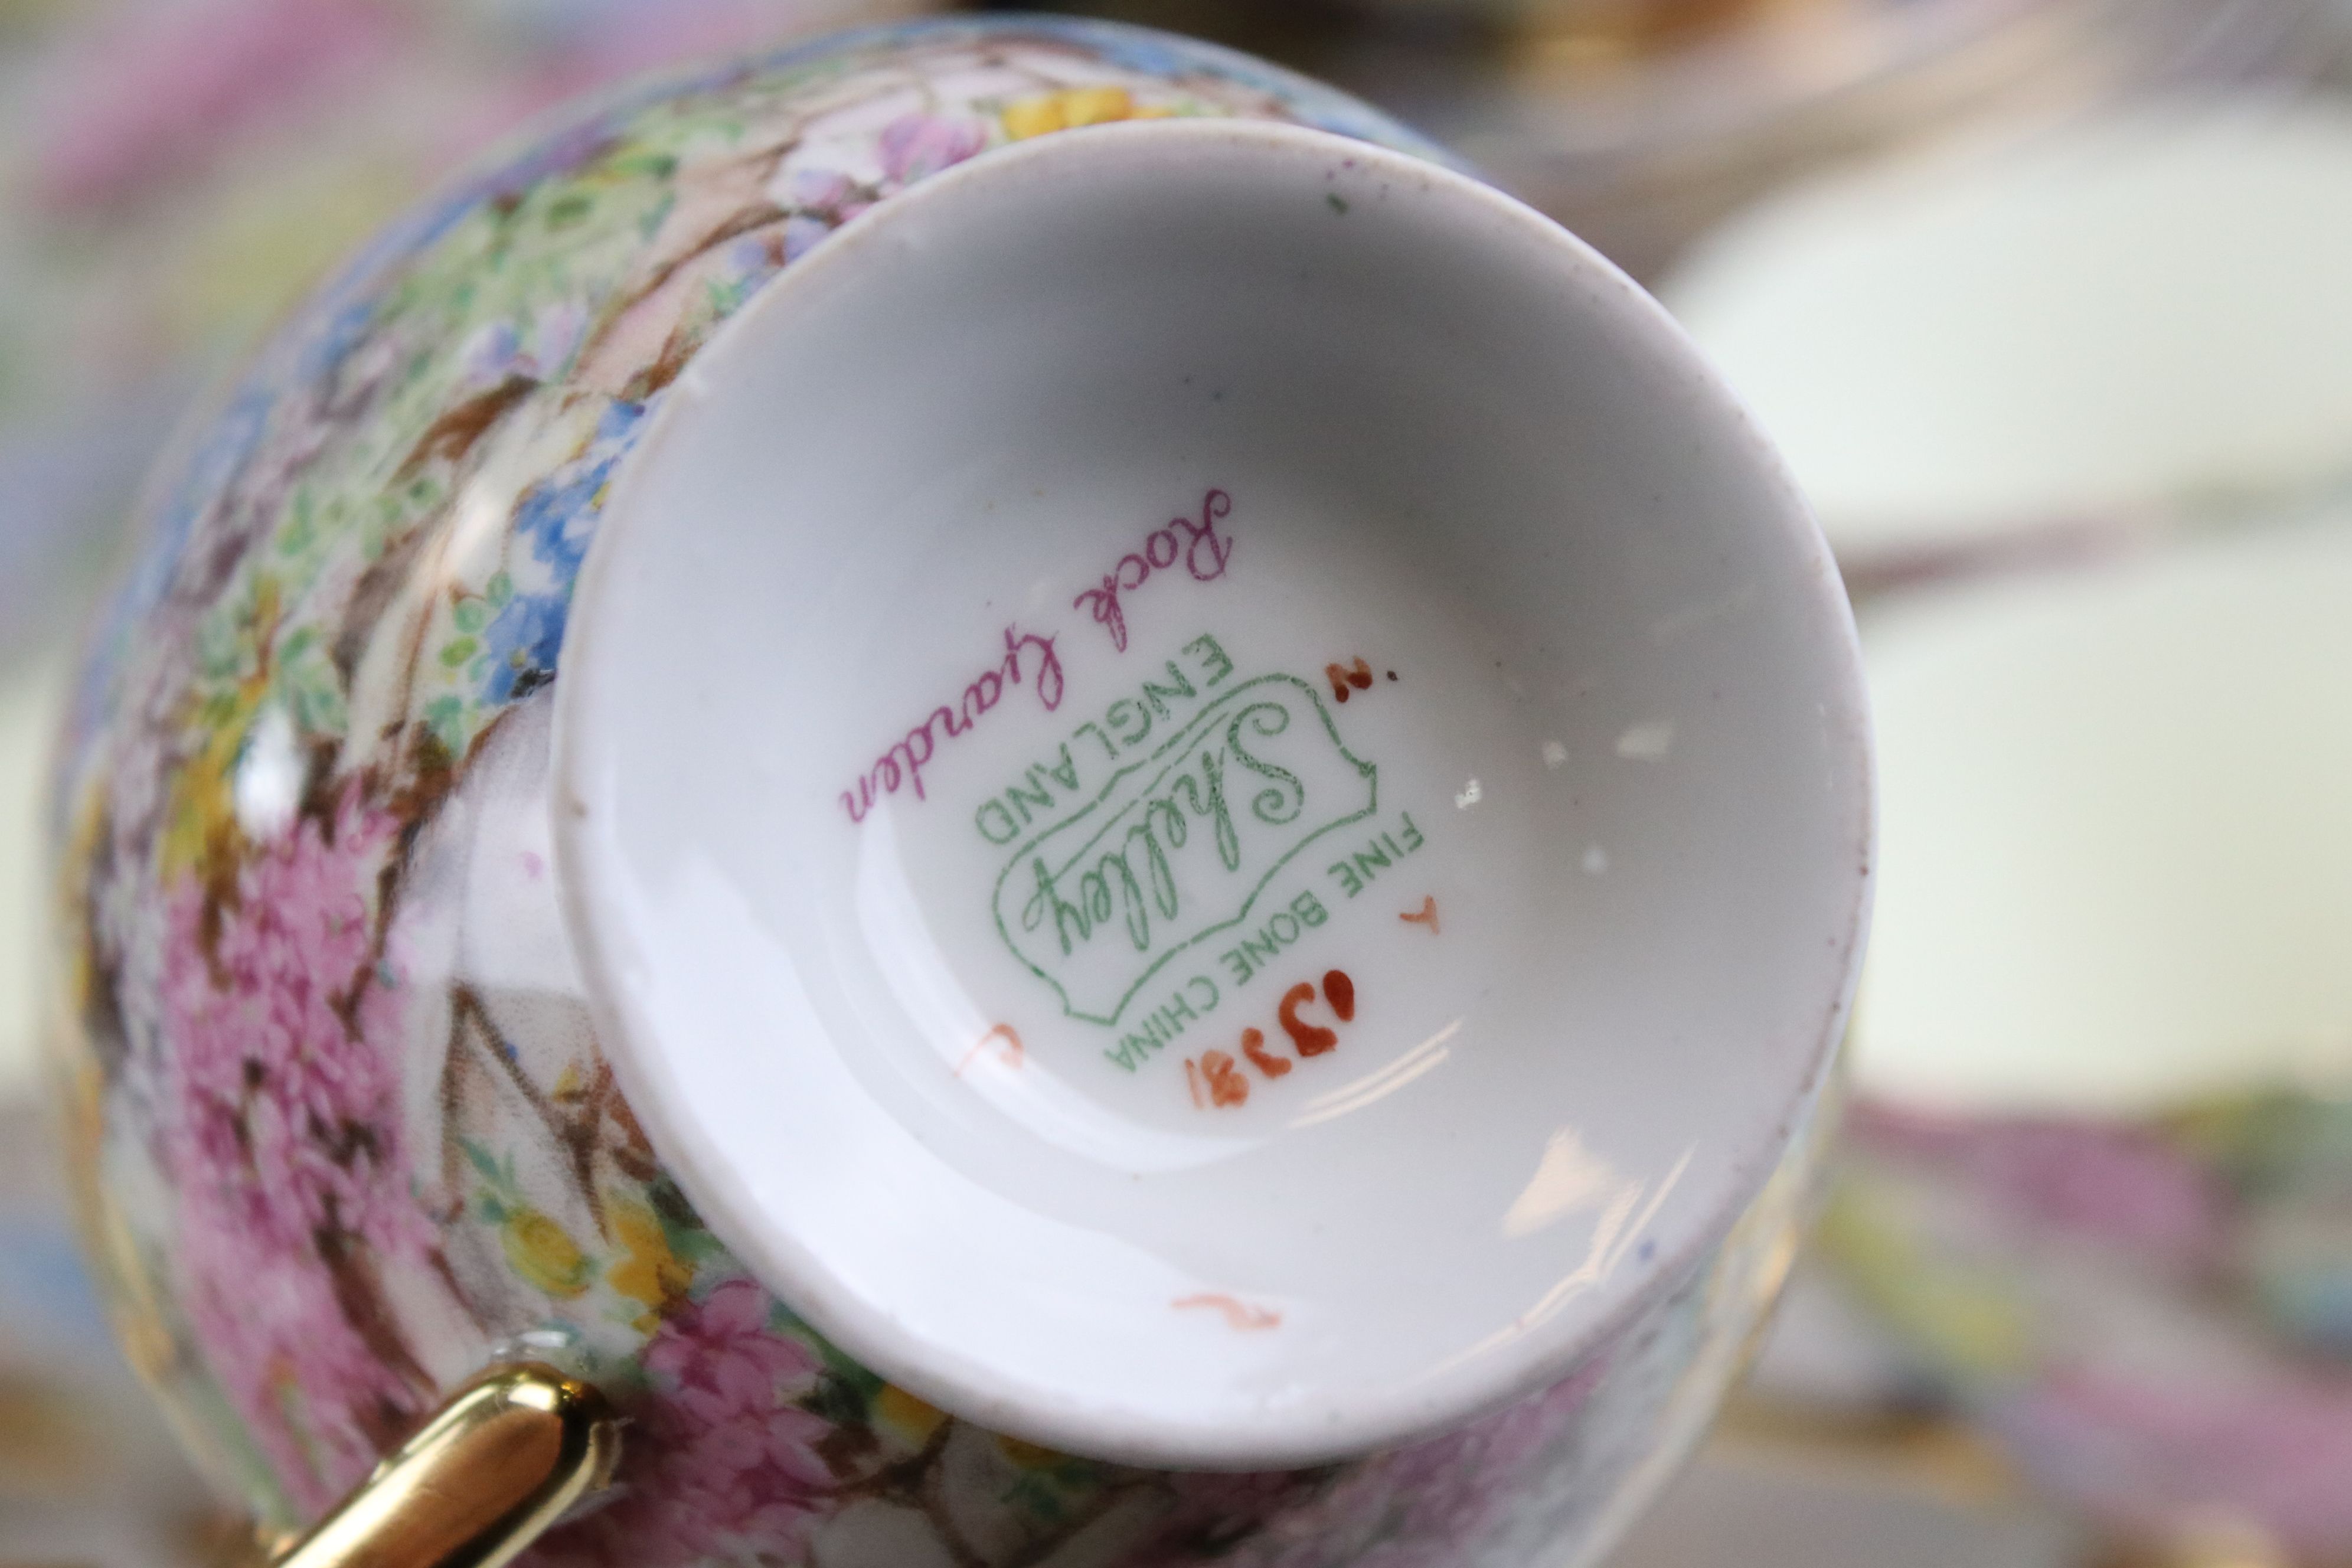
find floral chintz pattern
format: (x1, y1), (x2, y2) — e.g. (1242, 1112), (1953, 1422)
(1825, 1095), (2352, 1559)
(47, 18), (1818, 1566)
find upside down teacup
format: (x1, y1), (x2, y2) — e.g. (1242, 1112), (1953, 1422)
(42, 17), (1870, 1567)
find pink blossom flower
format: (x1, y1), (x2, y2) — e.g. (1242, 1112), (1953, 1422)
(159, 781), (432, 1511)
(878, 112), (985, 186)
(534, 1279), (840, 1567)
(644, 1279), (824, 1438)
(780, 166), (880, 263)
(787, 168), (855, 210)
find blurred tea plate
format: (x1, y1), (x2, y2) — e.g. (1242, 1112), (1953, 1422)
(1661, 99), (2352, 585)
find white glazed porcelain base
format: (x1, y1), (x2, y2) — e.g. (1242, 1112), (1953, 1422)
(556, 121), (1869, 1468)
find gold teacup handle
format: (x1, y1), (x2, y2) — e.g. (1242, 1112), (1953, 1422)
(260, 1363), (620, 1568)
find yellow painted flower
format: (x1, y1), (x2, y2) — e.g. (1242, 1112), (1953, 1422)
(160, 576), (281, 881)
(874, 1383), (948, 1448)
(1001, 86), (1172, 142)
(502, 1208), (593, 1299)
(608, 1198), (691, 1328)
(55, 784), (107, 1021)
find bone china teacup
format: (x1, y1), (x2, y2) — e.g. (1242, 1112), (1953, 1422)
(44, 17), (1870, 1567)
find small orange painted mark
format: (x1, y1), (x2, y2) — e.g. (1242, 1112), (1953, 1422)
(1322, 969), (1356, 1023)
(1325, 656), (1374, 703)
(1173, 1293), (1283, 1330)
(1185, 1057), (1206, 1108)
(1279, 982), (1338, 1057)
(1400, 896), (1440, 935)
(1240, 1025), (1291, 1079)
(956, 1024), (1024, 1076)
(1201, 1050), (1250, 1106)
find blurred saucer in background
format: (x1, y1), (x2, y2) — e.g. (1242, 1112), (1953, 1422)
(1857, 514), (2352, 1113)
(1659, 96), (2352, 588)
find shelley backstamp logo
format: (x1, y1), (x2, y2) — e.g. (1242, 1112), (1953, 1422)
(992, 673), (1376, 1027)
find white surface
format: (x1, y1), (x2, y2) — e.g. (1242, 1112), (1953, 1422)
(1661, 99), (2352, 560)
(0, 658), (63, 1107)
(557, 122), (1871, 1468)
(1854, 512), (2352, 1113)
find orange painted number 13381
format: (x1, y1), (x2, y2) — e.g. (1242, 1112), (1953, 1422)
(1186, 969), (1355, 1109)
